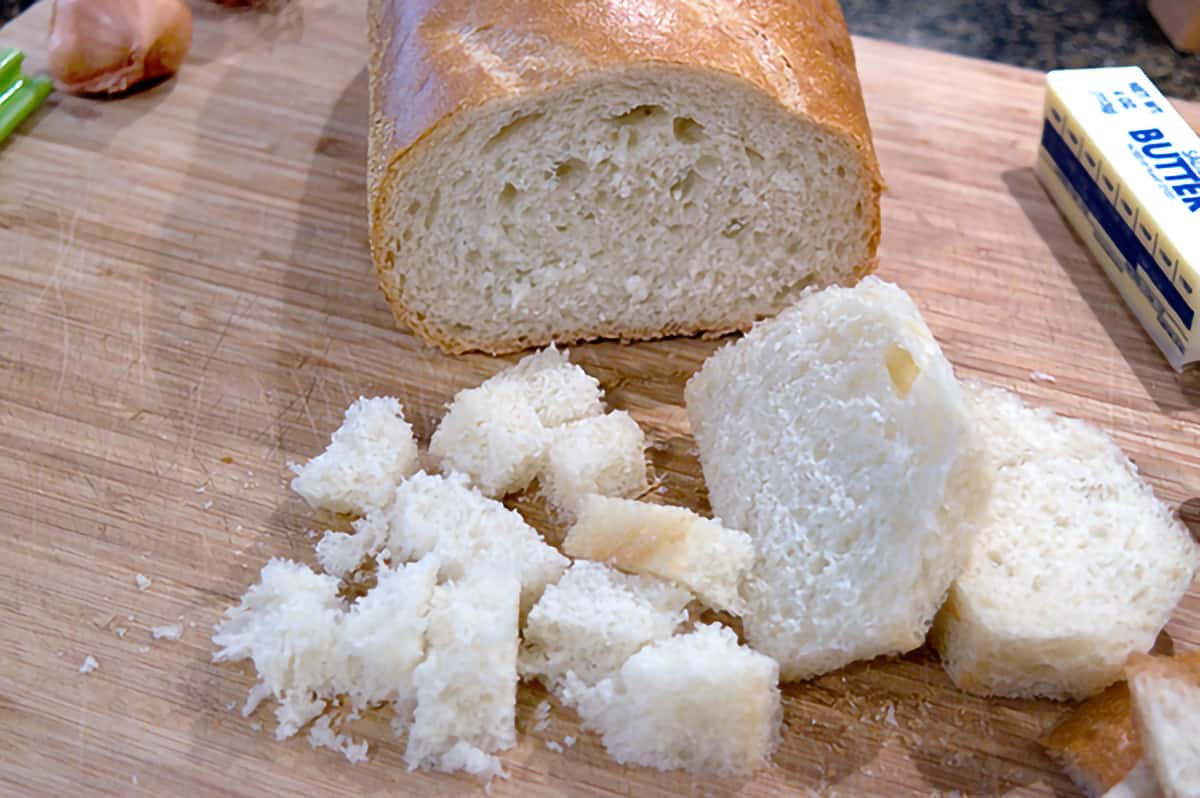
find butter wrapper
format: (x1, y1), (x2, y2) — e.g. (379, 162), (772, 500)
(1037, 66), (1200, 371)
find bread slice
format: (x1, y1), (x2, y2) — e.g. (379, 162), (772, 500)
(368, 0), (882, 354)
(429, 347), (604, 497)
(406, 573), (521, 780)
(540, 411), (649, 516)
(520, 561), (691, 692)
(563, 495), (753, 614)
(563, 623), (780, 775)
(211, 559), (347, 739)
(685, 277), (987, 679)
(932, 384), (1199, 700)
(1126, 651), (1200, 798)
(316, 472), (567, 613)
(290, 397), (419, 515)
(1041, 681), (1142, 796)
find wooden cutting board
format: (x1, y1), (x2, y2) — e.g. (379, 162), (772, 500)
(1, 2), (1197, 796)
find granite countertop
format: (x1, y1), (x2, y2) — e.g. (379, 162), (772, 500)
(841, 0), (1200, 100)
(2, 0), (1197, 100)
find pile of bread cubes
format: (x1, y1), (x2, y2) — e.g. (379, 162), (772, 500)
(211, 278), (1199, 783)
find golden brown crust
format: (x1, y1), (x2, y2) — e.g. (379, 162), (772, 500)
(1041, 681), (1141, 796)
(368, 0), (883, 354)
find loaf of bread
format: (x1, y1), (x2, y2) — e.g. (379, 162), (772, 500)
(685, 277), (987, 680)
(1126, 651), (1200, 798)
(367, 0), (883, 354)
(932, 384), (1199, 700)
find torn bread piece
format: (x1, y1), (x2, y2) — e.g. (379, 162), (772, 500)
(1102, 760), (1162, 798)
(290, 397), (420, 515)
(564, 624), (780, 775)
(686, 277), (988, 680)
(563, 495), (753, 614)
(317, 472), (566, 613)
(933, 384), (1199, 700)
(429, 379), (549, 498)
(520, 561), (691, 694)
(540, 411), (649, 517)
(1041, 681), (1142, 796)
(1126, 651), (1200, 798)
(429, 347), (604, 497)
(337, 557), (440, 721)
(491, 345), (605, 427)
(406, 573), (521, 781)
(211, 559), (347, 739)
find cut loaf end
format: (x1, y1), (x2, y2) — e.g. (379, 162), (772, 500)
(373, 65), (880, 354)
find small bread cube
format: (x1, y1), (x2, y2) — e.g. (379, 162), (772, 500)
(541, 411), (649, 516)
(520, 561), (690, 692)
(405, 574), (521, 780)
(563, 495), (754, 613)
(565, 624), (780, 775)
(290, 397), (420, 514)
(495, 345), (604, 427)
(428, 347), (605, 497)
(429, 379), (549, 498)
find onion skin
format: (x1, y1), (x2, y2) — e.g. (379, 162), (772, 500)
(48, 0), (193, 96)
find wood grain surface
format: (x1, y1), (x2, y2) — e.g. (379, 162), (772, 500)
(1, 2), (1198, 796)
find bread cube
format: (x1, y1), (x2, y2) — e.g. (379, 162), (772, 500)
(290, 397), (420, 515)
(540, 411), (648, 516)
(565, 624), (780, 775)
(406, 574), (521, 780)
(563, 495), (753, 613)
(520, 561), (690, 692)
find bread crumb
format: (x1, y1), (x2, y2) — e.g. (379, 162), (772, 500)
(545, 741), (564, 753)
(79, 655), (98, 674)
(135, 574), (152, 591)
(884, 704), (898, 727)
(195, 484), (207, 493)
(250, 721), (262, 732)
(533, 700), (551, 732)
(1029, 370), (1057, 383)
(564, 735), (576, 747)
(115, 627), (127, 639)
(225, 701), (237, 712)
(151, 624), (183, 641)
(202, 500), (213, 510)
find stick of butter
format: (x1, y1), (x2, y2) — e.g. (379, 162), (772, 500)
(1036, 66), (1200, 371)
